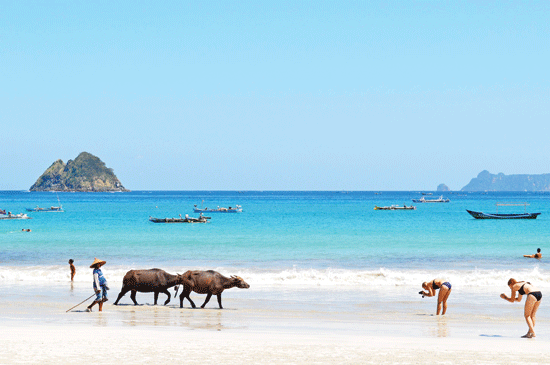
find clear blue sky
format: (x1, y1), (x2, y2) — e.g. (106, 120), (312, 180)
(1, 1), (549, 190)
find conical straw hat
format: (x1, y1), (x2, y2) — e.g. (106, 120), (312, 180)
(90, 257), (106, 268)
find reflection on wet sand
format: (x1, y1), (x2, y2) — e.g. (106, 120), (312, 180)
(428, 317), (448, 338)
(118, 305), (231, 331)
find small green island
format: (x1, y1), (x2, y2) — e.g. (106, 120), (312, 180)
(30, 152), (129, 192)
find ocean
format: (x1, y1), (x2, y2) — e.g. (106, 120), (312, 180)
(1, 190), (548, 291)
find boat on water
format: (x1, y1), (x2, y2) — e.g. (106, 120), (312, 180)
(26, 205), (63, 212)
(466, 202), (540, 219)
(374, 205), (416, 210)
(193, 204), (242, 213)
(0, 212), (32, 220)
(412, 196), (450, 203)
(149, 213), (211, 223)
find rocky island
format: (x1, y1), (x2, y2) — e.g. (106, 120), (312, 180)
(30, 152), (129, 192)
(437, 184), (450, 192)
(461, 170), (550, 192)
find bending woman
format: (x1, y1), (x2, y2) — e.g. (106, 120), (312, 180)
(500, 278), (542, 338)
(419, 279), (452, 315)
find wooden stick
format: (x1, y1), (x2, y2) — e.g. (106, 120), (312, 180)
(66, 293), (96, 313)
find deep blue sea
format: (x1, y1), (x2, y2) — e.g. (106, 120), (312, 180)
(1, 191), (548, 288)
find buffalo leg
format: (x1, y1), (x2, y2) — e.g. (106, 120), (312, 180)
(161, 289), (171, 305)
(130, 290), (138, 305)
(154, 291), (159, 305)
(216, 294), (223, 309)
(113, 287), (130, 305)
(179, 291), (196, 308)
(200, 293), (212, 308)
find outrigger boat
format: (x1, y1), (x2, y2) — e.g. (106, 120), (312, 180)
(26, 205), (63, 212)
(374, 205), (416, 210)
(412, 196), (450, 203)
(0, 212), (32, 220)
(149, 213), (211, 223)
(27, 195), (63, 212)
(467, 203), (540, 220)
(193, 203), (242, 213)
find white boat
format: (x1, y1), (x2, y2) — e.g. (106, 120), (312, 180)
(412, 196), (450, 203)
(193, 204), (242, 213)
(26, 205), (63, 212)
(0, 212), (32, 220)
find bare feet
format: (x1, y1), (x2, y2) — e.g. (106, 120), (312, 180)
(521, 332), (534, 338)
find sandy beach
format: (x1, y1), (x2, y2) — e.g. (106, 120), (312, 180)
(1, 282), (549, 364)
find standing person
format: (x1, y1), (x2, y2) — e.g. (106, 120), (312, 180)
(500, 278), (542, 338)
(523, 248), (542, 259)
(69, 259), (76, 281)
(86, 258), (109, 312)
(419, 279), (452, 315)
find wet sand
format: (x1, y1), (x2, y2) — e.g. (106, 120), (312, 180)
(1, 283), (549, 364)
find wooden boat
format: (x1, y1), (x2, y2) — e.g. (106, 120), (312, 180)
(466, 203), (540, 219)
(412, 196), (450, 203)
(193, 204), (242, 213)
(26, 206), (63, 212)
(0, 212), (32, 220)
(374, 205), (416, 210)
(149, 214), (210, 223)
(466, 210), (540, 219)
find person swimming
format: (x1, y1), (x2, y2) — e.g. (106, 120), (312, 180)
(523, 248), (542, 259)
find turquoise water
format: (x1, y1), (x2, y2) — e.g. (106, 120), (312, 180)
(1, 191), (548, 287)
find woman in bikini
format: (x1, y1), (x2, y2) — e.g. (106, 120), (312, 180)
(419, 279), (452, 315)
(501, 278), (542, 338)
(523, 248), (542, 259)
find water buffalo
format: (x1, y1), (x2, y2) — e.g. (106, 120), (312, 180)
(178, 270), (250, 309)
(113, 269), (184, 306)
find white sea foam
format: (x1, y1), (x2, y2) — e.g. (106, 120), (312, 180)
(1, 265), (549, 289)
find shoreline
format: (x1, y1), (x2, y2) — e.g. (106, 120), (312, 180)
(2, 282), (549, 364)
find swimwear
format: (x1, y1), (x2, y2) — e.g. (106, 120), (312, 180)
(432, 280), (440, 290)
(529, 291), (542, 301)
(442, 282), (451, 290)
(518, 282), (531, 295)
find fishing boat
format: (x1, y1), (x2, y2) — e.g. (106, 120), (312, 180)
(27, 195), (63, 212)
(466, 203), (540, 219)
(412, 196), (450, 203)
(193, 204), (242, 213)
(149, 213), (210, 223)
(374, 205), (416, 210)
(0, 212), (32, 220)
(26, 205), (63, 212)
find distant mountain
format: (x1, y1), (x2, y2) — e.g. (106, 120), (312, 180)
(461, 170), (550, 191)
(437, 184), (450, 192)
(30, 152), (129, 192)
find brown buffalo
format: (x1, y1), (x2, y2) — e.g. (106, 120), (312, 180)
(114, 269), (184, 306)
(178, 270), (250, 309)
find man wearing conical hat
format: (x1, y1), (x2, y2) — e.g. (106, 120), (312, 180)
(86, 258), (109, 312)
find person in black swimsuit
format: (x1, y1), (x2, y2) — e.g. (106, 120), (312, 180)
(419, 278), (452, 315)
(501, 278), (542, 338)
(523, 248), (542, 259)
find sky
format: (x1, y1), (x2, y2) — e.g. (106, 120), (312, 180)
(1, 1), (549, 191)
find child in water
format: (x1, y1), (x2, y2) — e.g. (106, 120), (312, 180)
(86, 258), (109, 312)
(69, 259), (75, 281)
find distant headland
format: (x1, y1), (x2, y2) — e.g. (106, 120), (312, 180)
(30, 152), (129, 192)
(460, 170), (550, 192)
